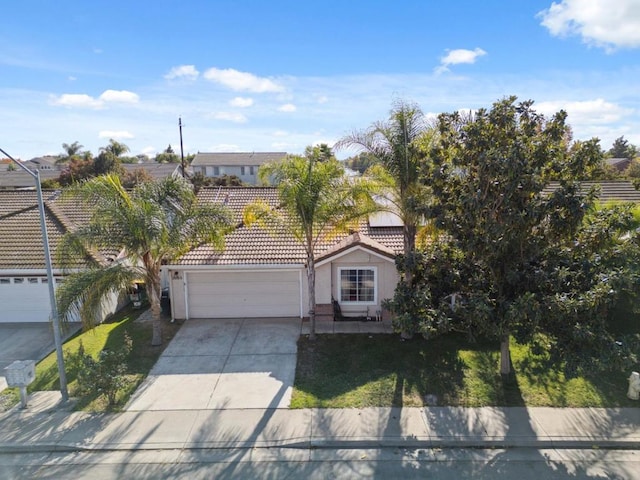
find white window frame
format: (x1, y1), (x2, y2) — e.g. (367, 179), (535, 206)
(337, 266), (377, 305)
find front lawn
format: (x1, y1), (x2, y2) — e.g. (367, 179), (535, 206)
(291, 333), (640, 408)
(0, 306), (180, 412)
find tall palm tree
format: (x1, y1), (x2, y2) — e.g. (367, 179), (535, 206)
(56, 174), (233, 345)
(244, 152), (378, 340)
(335, 100), (434, 287)
(56, 141), (85, 165)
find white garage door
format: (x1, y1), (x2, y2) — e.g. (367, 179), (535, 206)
(186, 270), (301, 318)
(0, 277), (51, 323)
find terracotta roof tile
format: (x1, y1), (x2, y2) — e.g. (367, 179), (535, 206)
(179, 187), (404, 266)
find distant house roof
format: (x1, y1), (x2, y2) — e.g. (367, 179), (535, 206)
(0, 169), (61, 190)
(0, 190), (107, 271)
(605, 158), (632, 171)
(121, 162), (183, 180)
(25, 156), (60, 170)
(542, 180), (640, 203)
(176, 187), (404, 266)
(191, 152), (287, 167)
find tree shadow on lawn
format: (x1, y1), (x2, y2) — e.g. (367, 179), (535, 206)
(26, 306), (181, 411)
(294, 333), (506, 407)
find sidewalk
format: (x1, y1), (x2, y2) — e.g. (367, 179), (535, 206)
(0, 391), (638, 453)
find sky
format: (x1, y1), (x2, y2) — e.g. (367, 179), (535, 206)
(1, 0), (639, 160)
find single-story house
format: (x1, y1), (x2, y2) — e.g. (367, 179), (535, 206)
(190, 152), (287, 185)
(0, 190), (120, 323)
(166, 187), (403, 321)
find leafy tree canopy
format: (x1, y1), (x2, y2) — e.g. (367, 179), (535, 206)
(387, 96), (632, 375)
(608, 136), (638, 160)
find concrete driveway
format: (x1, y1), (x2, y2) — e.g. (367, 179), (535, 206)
(0, 323), (78, 392)
(126, 317), (302, 411)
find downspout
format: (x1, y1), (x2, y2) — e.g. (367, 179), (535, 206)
(183, 271), (190, 320)
(299, 269), (304, 318)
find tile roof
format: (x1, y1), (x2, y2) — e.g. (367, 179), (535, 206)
(0, 169), (61, 189)
(542, 180), (640, 203)
(177, 187), (404, 266)
(0, 190), (103, 270)
(191, 152), (287, 167)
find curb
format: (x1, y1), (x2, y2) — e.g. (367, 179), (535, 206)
(2, 438), (639, 455)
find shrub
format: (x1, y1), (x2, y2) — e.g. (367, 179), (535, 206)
(74, 333), (133, 406)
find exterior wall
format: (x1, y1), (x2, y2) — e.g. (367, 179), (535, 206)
(316, 249), (399, 318)
(196, 165), (259, 185)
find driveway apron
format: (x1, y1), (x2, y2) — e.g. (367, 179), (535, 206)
(125, 318), (302, 411)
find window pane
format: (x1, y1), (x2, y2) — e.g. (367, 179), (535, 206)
(340, 269), (375, 302)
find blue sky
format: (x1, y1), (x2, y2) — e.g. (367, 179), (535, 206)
(1, 0), (639, 160)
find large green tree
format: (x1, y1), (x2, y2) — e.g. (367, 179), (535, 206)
(57, 174), (233, 345)
(244, 149), (378, 340)
(420, 97), (606, 375)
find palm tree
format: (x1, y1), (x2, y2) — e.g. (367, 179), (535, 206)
(101, 139), (130, 157)
(335, 100), (434, 287)
(56, 141), (85, 165)
(244, 151), (378, 340)
(56, 174), (233, 345)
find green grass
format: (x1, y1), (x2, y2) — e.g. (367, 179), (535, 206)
(0, 306), (181, 412)
(291, 333), (640, 408)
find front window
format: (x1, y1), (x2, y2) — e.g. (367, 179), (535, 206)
(339, 268), (375, 303)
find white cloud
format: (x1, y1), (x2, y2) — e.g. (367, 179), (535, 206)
(229, 96), (254, 108)
(212, 111), (248, 123)
(209, 144), (240, 152)
(278, 103), (297, 112)
(51, 90), (139, 109)
(164, 65), (200, 80)
(272, 142), (294, 149)
(535, 98), (633, 125)
(273, 130), (288, 137)
(51, 93), (102, 109)
(316, 95), (329, 104)
(203, 67), (284, 93)
(141, 146), (157, 156)
(538, 0), (640, 50)
(99, 90), (139, 104)
(98, 130), (134, 139)
(436, 48), (487, 73)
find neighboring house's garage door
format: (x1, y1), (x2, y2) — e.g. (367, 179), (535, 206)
(186, 270), (301, 318)
(0, 277), (51, 323)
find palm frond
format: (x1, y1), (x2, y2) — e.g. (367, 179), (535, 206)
(56, 263), (142, 329)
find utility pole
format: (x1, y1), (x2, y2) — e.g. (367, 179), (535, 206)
(0, 148), (69, 401)
(179, 117), (186, 178)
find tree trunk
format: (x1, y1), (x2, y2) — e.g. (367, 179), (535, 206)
(307, 255), (317, 341)
(500, 334), (511, 376)
(146, 260), (163, 346)
(400, 222), (417, 339)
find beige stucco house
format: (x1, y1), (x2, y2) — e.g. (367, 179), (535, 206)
(166, 187), (402, 321)
(190, 152), (287, 185)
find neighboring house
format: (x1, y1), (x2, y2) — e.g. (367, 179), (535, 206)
(0, 190), (120, 323)
(543, 180), (640, 203)
(166, 187), (403, 321)
(191, 152), (287, 185)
